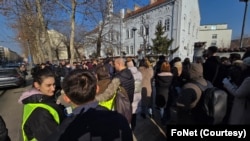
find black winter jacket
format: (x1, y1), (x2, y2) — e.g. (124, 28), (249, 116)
(45, 102), (133, 141)
(21, 94), (65, 141)
(114, 68), (135, 103)
(0, 116), (10, 141)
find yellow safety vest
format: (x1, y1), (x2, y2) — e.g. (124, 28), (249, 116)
(99, 91), (116, 110)
(21, 103), (60, 141)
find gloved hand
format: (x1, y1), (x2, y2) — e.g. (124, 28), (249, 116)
(222, 77), (231, 85)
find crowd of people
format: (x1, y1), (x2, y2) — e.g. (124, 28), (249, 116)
(1, 46), (250, 140)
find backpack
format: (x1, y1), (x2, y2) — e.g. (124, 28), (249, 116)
(114, 86), (132, 123)
(192, 81), (228, 124)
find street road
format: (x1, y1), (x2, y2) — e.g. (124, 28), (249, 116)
(0, 87), (26, 141)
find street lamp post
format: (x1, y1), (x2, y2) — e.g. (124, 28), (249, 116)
(145, 25), (149, 57)
(132, 27), (137, 58)
(239, 0), (249, 48)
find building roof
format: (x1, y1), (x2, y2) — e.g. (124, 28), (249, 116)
(125, 0), (169, 19)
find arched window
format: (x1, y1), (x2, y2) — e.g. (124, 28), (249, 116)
(158, 20), (162, 25)
(126, 29), (129, 39)
(140, 25), (144, 36)
(126, 46), (129, 54)
(130, 46), (134, 54)
(130, 29), (134, 38)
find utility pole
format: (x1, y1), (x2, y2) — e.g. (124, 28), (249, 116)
(239, 0), (249, 48)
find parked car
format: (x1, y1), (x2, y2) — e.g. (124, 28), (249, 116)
(0, 68), (26, 89)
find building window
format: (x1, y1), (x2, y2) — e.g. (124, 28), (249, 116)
(211, 26), (216, 30)
(165, 18), (170, 31)
(192, 24), (195, 36)
(211, 40), (217, 46)
(117, 48), (120, 55)
(110, 31), (114, 41)
(126, 46), (129, 54)
(126, 29), (129, 39)
(212, 34), (217, 39)
(130, 46), (134, 55)
(131, 29), (134, 38)
(140, 25), (144, 36)
(116, 32), (119, 41)
(188, 22), (191, 34)
(140, 44), (144, 49)
(158, 20), (162, 25)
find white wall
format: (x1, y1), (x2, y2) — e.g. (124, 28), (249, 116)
(198, 24), (232, 49)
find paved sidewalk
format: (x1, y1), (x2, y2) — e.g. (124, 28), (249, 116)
(133, 111), (167, 141)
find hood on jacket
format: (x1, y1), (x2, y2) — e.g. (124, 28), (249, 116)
(18, 88), (43, 104)
(189, 63), (207, 85)
(95, 78), (121, 102)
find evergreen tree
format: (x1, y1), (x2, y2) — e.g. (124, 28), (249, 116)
(151, 22), (174, 55)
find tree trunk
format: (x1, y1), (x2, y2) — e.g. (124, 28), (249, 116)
(36, 0), (52, 63)
(69, 0), (76, 64)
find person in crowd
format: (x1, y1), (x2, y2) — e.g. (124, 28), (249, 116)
(138, 58), (154, 118)
(82, 62), (89, 70)
(103, 58), (115, 79)
(220, 56), (231, 66)
(168, 61), (184, 110)
(95, 64), (132, 124)
(202, 46), (226, 89)
(229, 53), (241, 64)
(155, 61), (173, 124)
(154, 55), (166, 78)
(71, 62), (77, 70)
(194, 56), (204, 64)
(18, 68), (65, 141)
(126, 58), (142, 130)
(45, 69), (133, 141)
(242, 48), (250, 60)
(19, 64), (28, 86)
(181, 58), (191, 82)
(40, 63), (46, 70)
(113, 57), (135, 103)
(220, 56), (239, 124)
(223, 57), (250, 125)
(31, 64), (40, 78)
(56, 61), (71, 82)
(0, 115), (11, 141)
(176, 63), (209, 124)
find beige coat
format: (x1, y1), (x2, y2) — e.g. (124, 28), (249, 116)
(138, 66), (154, 97)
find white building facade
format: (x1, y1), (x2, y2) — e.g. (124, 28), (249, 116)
(84, 0), (201, 61)
(198, 24), (232, 49)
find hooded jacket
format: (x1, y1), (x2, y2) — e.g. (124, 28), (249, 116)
(18, 88), (65, 141)
(177, 63), (208, 109)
